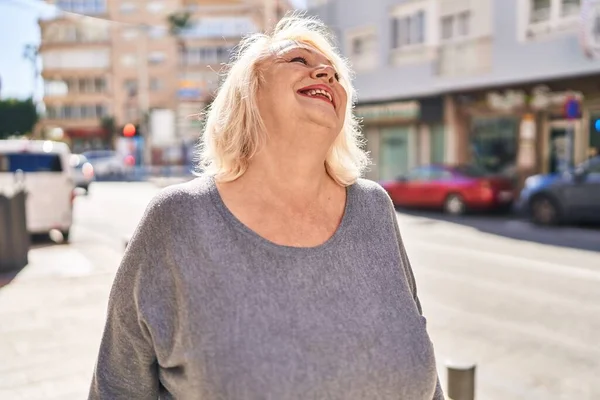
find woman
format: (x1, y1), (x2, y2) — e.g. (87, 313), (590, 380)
(89, 15), (444, 400)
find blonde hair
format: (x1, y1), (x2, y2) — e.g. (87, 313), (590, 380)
(198, 13), (370, 186)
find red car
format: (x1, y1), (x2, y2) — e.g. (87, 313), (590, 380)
(381, 165), (515, 215)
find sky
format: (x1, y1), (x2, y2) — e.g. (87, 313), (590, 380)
(0, 0), (306, 101)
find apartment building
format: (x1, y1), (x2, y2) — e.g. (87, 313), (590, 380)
(38, 0), (113, 153)
(39, 0), (291, 160)
(310, 0), (600, 186)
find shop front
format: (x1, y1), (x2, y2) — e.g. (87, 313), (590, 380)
(355, 96), (445, 181)
(454, 80), (598, 187)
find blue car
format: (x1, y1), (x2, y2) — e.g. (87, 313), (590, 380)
(517, 156), (600, 225)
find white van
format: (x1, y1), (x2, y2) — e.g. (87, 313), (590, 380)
(0, 140), (74, 240)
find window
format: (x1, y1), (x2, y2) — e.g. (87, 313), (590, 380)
(441, 16), (454, 40)
(122, 28), (139, 40)
(391, 11), (426, 49)
(414, 11), (425, 43)
(124, 79), (138, 96)
(406, 167), (431, 181)
(94, 78), (106, 93)
(150, 78), (163, 92)
(55, 0), (107, 15)
(148, 26), (167, 39)
(182, 17), (259, 39)
(441, 11), (470, 41)
(147, 1), (164, 13)
(561, 0), (580, 17)
(80, 105), (92, 119)
(80, 78), (94, 93)
(182, 46), (233, 65)
(96, 104), (107, 118)
(44, 80), (69, 96)
(530, 0), (551, 23)
(121, 54), (137, 67)
(457, 11), (470, 36)
(120, 2), (136, 14)
(148, 52), (166, 65)
(471, 117), (519, 176)
(0, 153), (63, 173)
(347, 29), (378, 70)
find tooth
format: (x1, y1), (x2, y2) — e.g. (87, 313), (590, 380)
(309, 90), (317, 95)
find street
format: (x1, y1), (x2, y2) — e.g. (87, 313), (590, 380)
(0, 181), (599, 400)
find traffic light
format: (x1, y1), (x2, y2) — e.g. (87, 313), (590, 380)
(123, 123), (136, 137)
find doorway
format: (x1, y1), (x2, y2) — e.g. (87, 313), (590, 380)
(380, 127), (412, 180)
(546, 119), (580, 174)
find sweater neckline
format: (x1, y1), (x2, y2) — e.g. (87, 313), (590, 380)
(207, 175), (355, 255)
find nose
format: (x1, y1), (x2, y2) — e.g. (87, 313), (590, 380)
(311, 65), (336, 84)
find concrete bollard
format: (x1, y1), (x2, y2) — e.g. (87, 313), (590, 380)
(446, 361), (476, 400)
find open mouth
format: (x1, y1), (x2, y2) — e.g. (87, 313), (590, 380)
(297, 87), (335, 108)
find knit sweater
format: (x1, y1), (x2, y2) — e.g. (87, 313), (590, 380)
(89, 175), (444, 400)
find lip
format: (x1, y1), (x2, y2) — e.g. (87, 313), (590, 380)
(297, 84), (336, 109)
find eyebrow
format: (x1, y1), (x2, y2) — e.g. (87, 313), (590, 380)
(279, 44), (334, 67)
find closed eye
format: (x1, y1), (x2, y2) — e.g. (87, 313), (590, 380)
(290, 56), (308, 65)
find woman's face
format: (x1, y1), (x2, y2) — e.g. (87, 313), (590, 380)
(256, 42), (348, 143)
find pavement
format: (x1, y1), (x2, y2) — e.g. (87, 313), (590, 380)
(0, 181), (599, 400)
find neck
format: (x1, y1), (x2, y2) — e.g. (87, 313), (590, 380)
(235, 147), (334, 207)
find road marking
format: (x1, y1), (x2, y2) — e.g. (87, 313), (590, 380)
(410, 241), (600, 282)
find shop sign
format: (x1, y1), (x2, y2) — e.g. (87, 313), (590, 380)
(581, 0), (600, 59)
(487, 86), (584, 112)
(354, 101), (420, 123)
(487, 90), (527, 112)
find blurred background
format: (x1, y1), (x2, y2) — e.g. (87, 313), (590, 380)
(0, 0), (599, 399)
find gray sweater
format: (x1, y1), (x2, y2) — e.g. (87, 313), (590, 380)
(89, 176), (444, 400)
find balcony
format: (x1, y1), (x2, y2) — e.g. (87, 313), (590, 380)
(390, 45), (436, 67)
(435, 36), (492, 77)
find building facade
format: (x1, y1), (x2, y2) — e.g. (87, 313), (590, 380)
(39, 0), (291, 163)
(39, 0), (113, 153)
(309, 0), (600, 185)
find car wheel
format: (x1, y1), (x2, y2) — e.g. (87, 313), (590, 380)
(444, 194), (466, 215)
(530, 195), (559, 225)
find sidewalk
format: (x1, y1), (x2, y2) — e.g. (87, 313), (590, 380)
(0, 244), (119, 400)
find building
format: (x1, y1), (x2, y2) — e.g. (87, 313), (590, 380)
(38, 0), (291, 162)
(309, 0), (600, 186)
(38, 0), (113, 153)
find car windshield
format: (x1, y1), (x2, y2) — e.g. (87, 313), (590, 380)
(0, 153), (63, 173)
(83, 151), (116, 160)
(454, 165), (489, 177)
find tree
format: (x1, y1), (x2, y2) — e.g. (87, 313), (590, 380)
(22, 44), (39, 99)
(167, 10), (193, 71)
(0, 98), (39, 139)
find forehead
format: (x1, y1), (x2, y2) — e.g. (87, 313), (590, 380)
(272, 40), (334, 66)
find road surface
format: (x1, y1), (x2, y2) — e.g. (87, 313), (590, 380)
(0, 181), (598, 400)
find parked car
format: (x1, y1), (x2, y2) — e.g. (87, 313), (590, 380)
(380, 164), (515, 215)
(82, 150), (132, 179)
(516, 156), (600, 225)
(70, 154), (95, 192)
(0, 140), (74, 240)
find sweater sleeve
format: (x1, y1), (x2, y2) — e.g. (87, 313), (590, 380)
(89, 195), (172, 399)
(387, 195), (446, 400)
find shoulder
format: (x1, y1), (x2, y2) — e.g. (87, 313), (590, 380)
(136, 175), (215, 234)
(351, 178), (394, 209)
(146, 175), (213, 216)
